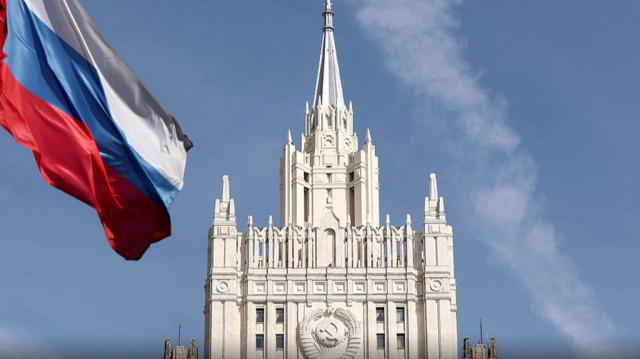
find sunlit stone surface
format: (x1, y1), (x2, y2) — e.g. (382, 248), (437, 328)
(204, 1), (458, 358)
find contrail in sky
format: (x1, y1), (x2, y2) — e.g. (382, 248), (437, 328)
(353, 0), (616, 356)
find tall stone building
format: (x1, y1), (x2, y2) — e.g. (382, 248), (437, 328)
(164, 338), (198, 359)
(204, 1), (458, 358)
(462, 337), (498, 359)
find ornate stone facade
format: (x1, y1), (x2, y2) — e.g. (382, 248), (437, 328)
(204, 1), (458, 358)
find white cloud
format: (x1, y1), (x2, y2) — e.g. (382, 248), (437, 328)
(353, 0), (619, 357)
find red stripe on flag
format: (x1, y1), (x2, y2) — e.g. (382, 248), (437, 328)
(0, 62), (170, 260)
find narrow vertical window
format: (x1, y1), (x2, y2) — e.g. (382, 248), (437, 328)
(376, 333), (385, 349)
(276, 308), (285, 323)
(304, 188), (310, 222)
(256, 308), (264, 323)
(276, 334), (284, 349)
(397, 334), (405, 349)
(396, 307), (405, 323)
(376, 307), (385, 322)
(349, 187), (355, 223)
(256, 334), (264, 349)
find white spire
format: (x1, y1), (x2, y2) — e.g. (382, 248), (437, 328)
(313, 0), (345, 109)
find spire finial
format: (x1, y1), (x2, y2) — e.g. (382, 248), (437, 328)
(313, 0), (344, 110)
(287, 129), (292, 144)
(323, 0), (334, 31)
(365, 129), (372, 143)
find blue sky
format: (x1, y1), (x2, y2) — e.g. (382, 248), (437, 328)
(1, 1), (639, 358)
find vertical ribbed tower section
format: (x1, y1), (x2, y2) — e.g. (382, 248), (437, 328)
(280, 0), (379, 232)
(204, 176), (242, 359)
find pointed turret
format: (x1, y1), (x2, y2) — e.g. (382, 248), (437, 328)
(429, 173), (438, 200)
(425, 173), (446, 221)
(214, 175), (236, 224)
(313, 0), (345, 109)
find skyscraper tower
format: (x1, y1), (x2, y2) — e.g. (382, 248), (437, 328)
(204, 2), (458, 358)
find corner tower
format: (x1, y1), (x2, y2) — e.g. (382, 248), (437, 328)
(205, 2), (458, 358)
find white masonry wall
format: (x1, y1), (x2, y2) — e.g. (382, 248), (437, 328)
(205, 2), (457, 358)
(205, 173), (457, 359)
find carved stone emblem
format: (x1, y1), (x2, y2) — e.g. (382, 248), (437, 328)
(314, 317), (346, 347)
(299, 307), (361, 359)
(216, 281), (229, 293)
(429, 279), (443, 292)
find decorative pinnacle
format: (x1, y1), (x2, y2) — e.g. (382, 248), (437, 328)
(323, 0), (334, 31)
(222, 175), (230, 202)
(365, 128), (372, 144)
(429, 173), (438, 200)
(326, 0), (332, 10)
(287, 129), (292, 144)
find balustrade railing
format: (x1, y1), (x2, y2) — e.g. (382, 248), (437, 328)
(239, 217), (425, 270)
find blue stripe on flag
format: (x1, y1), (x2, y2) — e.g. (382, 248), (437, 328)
(3, 0), (179, 211)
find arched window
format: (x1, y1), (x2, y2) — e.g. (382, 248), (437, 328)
(324, 229), (336, 267)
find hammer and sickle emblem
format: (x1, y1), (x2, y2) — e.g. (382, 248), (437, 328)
(314, 319), (346, 347)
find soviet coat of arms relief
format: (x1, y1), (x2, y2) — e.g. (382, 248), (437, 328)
(298, 307), (362, 359)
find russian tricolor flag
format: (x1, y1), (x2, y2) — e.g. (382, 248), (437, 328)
(0, 0), (193, 260)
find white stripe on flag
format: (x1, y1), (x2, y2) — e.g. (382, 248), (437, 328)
(23, 0), (188, 190)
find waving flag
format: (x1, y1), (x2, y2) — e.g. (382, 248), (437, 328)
(0, 0), (192, 260)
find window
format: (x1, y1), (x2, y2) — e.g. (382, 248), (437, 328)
(376, 307), (385, 322)
(276, 334), (284, 349)
(304, 188), (310, 222)
(377, 334), (385, 349)
(256, 308), (264, 323)
(349, 187), (355, 222)
(276, 308), (285, 323)
(304, 172), (310, 182)
(349, 172), (354, 182)
(396, 307), (405, 323)
(256, 334), (264, 349)
(397, 334), (405, 349)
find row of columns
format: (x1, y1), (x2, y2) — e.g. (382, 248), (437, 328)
(241, 221), (427, 269)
